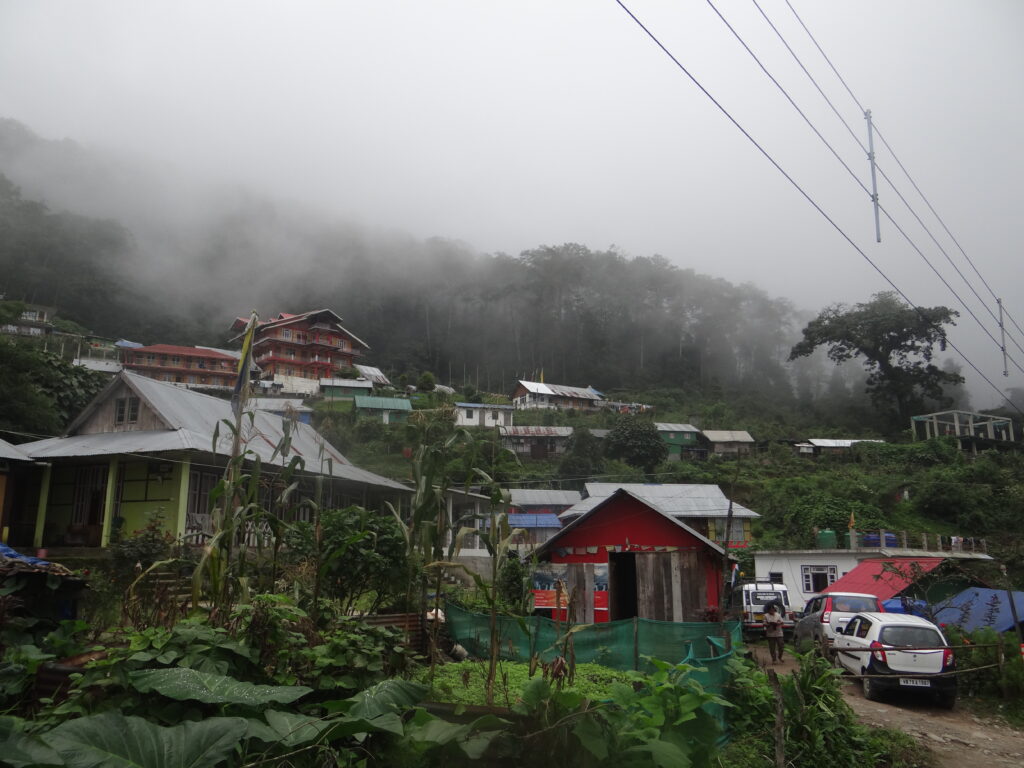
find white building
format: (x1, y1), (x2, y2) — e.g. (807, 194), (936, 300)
(454, 402), (514, 428)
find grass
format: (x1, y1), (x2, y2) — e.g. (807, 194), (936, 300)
(416, 660), (633, 709)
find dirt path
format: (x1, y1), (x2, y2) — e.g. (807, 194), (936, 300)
(748, 644), (1024, 768)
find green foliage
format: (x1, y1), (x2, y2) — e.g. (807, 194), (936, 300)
(496, 552), (528, 607)
(557, 426), (606, 484)
(417, 371), (436, 392)
(604, 415), (668, 474)
(128, 667), (311, 706)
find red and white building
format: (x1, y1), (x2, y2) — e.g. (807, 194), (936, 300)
(121, 344), (237, 388)
(231, 309), (370, 395)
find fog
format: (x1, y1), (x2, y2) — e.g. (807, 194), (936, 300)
(1, 0), (1022, 406)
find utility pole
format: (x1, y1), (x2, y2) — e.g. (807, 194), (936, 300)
(998, 298), (1009, 376)
(865, 109), (881, 243)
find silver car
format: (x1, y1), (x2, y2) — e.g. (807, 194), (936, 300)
(793, 592), (882, 656)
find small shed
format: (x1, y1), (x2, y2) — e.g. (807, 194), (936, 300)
(454, 402), (515, 428)
(320, 377), (374, 398)
(353, 395), (413, 424)
(499, 426), (573, 459)
(655, 423), (703, 460)
(805, 438), (884, 456)
(534, 488), (728, 624)
(700, 430), (755, 457)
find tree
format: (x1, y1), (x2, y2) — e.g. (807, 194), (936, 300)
(604, 414), (668, 473)
(416, 371), (436, 392)
(557, 426), (605, 484)
(789, 292), (962, 427)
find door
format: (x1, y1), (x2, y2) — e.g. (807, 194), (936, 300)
(609, 552), (637, 621)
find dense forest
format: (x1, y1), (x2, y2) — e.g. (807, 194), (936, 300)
(0, 118), (983, 437)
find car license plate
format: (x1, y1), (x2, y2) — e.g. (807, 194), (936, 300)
(899, 678), (930, 688)
(754, 613), (764, 621)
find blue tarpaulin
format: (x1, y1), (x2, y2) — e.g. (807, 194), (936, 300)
(933, 588), (1024, 633)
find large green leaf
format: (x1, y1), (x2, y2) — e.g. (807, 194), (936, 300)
(0, 715), (63, 767)
(346, 678), (427, 719)
(129, 668), (311, 706)
(41, 711), (247, 768)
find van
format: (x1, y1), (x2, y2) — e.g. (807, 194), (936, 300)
(728, 582), (794, 639)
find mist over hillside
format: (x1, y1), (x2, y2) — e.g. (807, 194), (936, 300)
(1, 118), (976, 434)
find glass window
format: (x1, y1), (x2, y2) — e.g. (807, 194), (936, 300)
(830, 595), (879, 613)
(465, 409), (474, 418)
(115, 397), (139, 425)
(879, 626), (943, 647)
(855, 619), (872, 639)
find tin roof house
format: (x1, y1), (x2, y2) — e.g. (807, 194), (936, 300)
(8, 371), (408, 550)
(511, 380), (604, 411)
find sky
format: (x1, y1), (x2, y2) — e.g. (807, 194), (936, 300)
(1, 0), (1022, 405)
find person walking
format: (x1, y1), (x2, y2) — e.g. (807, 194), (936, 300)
(764, 603), (785, 664)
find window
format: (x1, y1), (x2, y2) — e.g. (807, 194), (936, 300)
(282, 329), (292, 340)
(801, 565), (838, 594)
(714, 518), (745, 541)
(879, 626), (942, 647)
(171, 356), (180, 365)
(768, 572), (784, 583)
(465, 409), (474, 419)
(491, 410), (499, 420)
(114, 397), (140, 425)
(855, 619), (872, 639)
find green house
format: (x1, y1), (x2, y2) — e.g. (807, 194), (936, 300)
(353, 396), (413, 424)
(655, 423), (702, 460)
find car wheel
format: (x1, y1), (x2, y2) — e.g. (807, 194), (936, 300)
(862, 672), (880, 702)
(936, 691), (956, 710)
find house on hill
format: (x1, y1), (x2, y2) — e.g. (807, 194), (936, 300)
(700, 430), (755, 457)
(511, 380), (604, 410)
(319, 377), (374, 398)
(231, 309), (370, 395)
(454, 402), (514, 428)
(353, 395), (412, 424)
(6, 371), (408, 550)
(499, 426), (573, 459)
(559, 483), (757, 548)
(121, 344), (238, 388)
(533, 488), (731, 623)
(655, 423), (702, 460)
(797, 438), (884, 457)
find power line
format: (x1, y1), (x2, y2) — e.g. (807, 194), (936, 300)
(708, 0), (1024, 371)
(781, 0), (1024, 349)
(612, 0), (1023, 415)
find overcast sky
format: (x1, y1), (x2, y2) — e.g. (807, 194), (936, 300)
(1, 1), (1022, 404)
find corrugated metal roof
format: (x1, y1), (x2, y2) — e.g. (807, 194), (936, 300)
(807, 438), (885, 448)
(353, 396), (413, 411)
(559, 483), (758, 519)
(354, 365), (391, 386)
(507, 513), (562, 528)
(130, 344), (236, 359)
(499, 426), (573, 437)
(655, 423), (700, 433)
(821, 558), (944, 600)
(454, 402), (514, 409)
(702, 430), (754, 443)
(19, 372), (407, 491)
(516, 380), (603, 400)
(508, 489), (582, 506)
(321, 378), (373, 388)
(250, 398), (313, 413)
(0, 438), (32, 462)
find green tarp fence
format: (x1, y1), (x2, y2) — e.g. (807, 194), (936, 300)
(445, 603), (743, 734)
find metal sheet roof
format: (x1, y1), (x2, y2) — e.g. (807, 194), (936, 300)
(499, 426), (573, 437)
(73, 358), (123, 373)
(354, 365), (391, 386)
(655, 423), (700, 433)
(19, 371), (408, 491)
(0, 438), (32, 462)
(508, 489), (582, 507)
(353, 396), (413, 411)
(807, 438), (884, 448)
(701, 430), (754, 443)
(821, 558), (944, 600)
(560, 483), (758, 519)
(249, 398), (313, 413)
(454, 402), (514, 409)
(507, 513), (562, 528)
(516, 380), (603, 400)
(320, 378), (373, 389)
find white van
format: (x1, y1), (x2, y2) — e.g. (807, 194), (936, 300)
(729, 582), (795, 639)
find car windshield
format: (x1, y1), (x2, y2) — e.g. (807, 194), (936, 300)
(879, 626), (943, 647)
(830, 596), (879, 612)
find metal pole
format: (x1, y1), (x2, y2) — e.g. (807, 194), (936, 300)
(998, 298), (1008, 376)
(865, 109), (882, 243)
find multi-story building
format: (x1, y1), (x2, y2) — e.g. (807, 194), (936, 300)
(231, 309), (369, 395)
(121, 344), (237, 387)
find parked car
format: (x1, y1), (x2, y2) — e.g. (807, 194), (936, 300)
(793, 592), (882, 656)
(833, 612), (956, 708)
(727, 582), (795, 639)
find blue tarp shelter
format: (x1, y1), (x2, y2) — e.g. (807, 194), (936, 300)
(933, 587), (1024, 632)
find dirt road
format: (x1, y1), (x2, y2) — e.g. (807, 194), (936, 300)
(748, 644), (1024, 768)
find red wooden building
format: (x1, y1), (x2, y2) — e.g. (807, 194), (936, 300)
(534, 488), (729, 624)
(121, 344), (237, 387)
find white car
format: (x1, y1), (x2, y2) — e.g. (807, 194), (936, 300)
(793, 592), (882, 656)
(833, 612), (956, 708)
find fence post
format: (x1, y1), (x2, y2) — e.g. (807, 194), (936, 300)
(767, 669), (785, 768)
(997, 642), (1008, 700)
(633, 616), (640, 672)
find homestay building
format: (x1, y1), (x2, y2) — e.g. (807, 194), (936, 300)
(559, 483), (758, 548)
(121, 344), (238, 388)
(511, 380), (604, 410)
(454, 402), (514, 429)
(231, 309), (370, 395)
(533, 488), (731, 624)
(655, 423), (702, 460)
(499, 426), (573, 459)
(5, 371), (408, 550)
(700, 430), (755, 457)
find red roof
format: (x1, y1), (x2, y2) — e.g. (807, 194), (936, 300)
(130, 344), (235, 359)
(822, 558), (944, 600)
